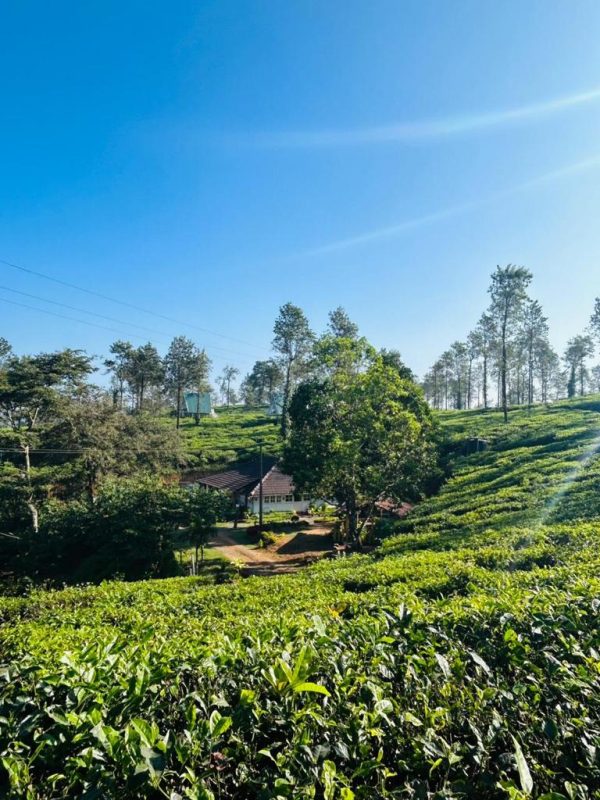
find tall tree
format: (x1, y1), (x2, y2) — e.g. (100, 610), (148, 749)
(190, 349), (212, 424)
(327, 306), (359, 339)
(590, 297), (600, 343)
(519, 300), (549, 407)
(241, 360), (284, 406)
(537, 341), (560, 403)
(470, 313), (495, 409)
(0, 337), (11, 363)
(488, 265), (532, 422)
(272, 303), (314, 437)
(440, 350), (454, 409)
(563, 335), (594, 397)
(104, 340), (134, 409)
(379, 349), (415, 382)
(422, 359), (444, 409)
(49, 389), (183, 501)
(164, 336), (201, 429)
(449, 341), (469, 410)
(465, 333), (479, 409)
(0, 350), (93, 530)
(218, 365), (239, 407)
(129, 343), (164, 412)
(283, 360), (438, 543)
(185, 488), (230, 571)
(314, 308), (371, 378)
(262, 359), (284, 402)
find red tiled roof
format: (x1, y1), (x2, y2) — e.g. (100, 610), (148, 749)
(374, 499), (413, 517)
(195, 456), (277, 493)
(248, 465), (295, 498)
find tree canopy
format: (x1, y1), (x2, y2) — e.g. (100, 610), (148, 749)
(283, 359), (439, 542)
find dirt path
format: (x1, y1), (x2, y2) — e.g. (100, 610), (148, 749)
(210, 531), (273, 564)
(210, 525), (334, 576)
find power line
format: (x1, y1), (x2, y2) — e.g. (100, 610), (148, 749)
(0, 296), (149, 341)
(0, 256), (270, 353)
(0, 284), (173, 339)
(0, 295), (257, 368)
(0, 286), (262, 362)
(0, 447), (222, 454)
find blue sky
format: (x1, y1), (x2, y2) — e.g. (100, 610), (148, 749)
(1, 0), (600, 380)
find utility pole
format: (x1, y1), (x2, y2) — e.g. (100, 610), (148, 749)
(258, 442), (264, 536)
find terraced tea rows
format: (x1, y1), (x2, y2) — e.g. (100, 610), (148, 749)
(2, 398), (600, 798)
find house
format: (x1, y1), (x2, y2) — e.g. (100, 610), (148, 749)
(374, 498), (413, 518)
(183, 391), (214, 418)
(192, 455), (278, 507)
(247, 464), (314, 514)
(267, 391), (284, 416)
(190, 458), (320, 513)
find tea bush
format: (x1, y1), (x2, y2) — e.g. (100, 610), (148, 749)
(176, 407), (281, 470)
(2, 398), (600, 798)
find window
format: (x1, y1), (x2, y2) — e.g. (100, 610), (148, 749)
(303, 494), (310, 501)
(276, 495), (282, 503)
(263, 495), (270, 503)
(285, 494), (293, 502)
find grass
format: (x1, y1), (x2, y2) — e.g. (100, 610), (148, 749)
(2, 397), (600, 798)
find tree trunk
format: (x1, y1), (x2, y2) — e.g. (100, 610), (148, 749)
(483, 354), (488, 409)
(22, 443), (39, 533)
(194, 386), (200, 425)
(281, 361), (292, 438)
(501, 313), (508, 422)
(467, 359), (473, 409)
(347, 507), (359, 545)
(528, 347), (534, 407)
(541, 364), (547, 403)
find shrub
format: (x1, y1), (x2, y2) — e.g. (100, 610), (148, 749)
(258, 530), (279, 548)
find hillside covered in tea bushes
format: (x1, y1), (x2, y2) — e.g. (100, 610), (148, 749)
(2, 398), (600, 799)
(176, 406), (280, 471)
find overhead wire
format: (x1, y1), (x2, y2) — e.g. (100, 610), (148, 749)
(0, 284), (178, 338)
(0, 285), (262, 362)
(0, 447), (209, 454)
(0, 296), (150, 341)
(0, 295), (255, 369)
(0, 256), (270, 353)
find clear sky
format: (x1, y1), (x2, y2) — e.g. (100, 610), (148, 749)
(1, 1), (600, 380)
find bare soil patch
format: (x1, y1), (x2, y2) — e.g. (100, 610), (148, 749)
(209, 523), (334, 576)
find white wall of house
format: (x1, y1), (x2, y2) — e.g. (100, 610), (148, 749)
(248, 494), (312, 514)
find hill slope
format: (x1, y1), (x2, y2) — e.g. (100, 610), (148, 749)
(2, 399), (600, 798)
(176, 406), (281, 470)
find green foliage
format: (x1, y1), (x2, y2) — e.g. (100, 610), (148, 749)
(6, 478), (185, 584)
(2, 399), (600, 797)
(239, 359), (283, 406)
(177, 406), (281, 469)
(185, 488), (232, 567)
(382, 397), (600, 547)
(258, 529), (279, 548)
(284, 361), (439, 540)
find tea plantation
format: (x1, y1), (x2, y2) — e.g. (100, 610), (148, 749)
(2, 399), (600, 799)
(176, 406), (281, 470)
